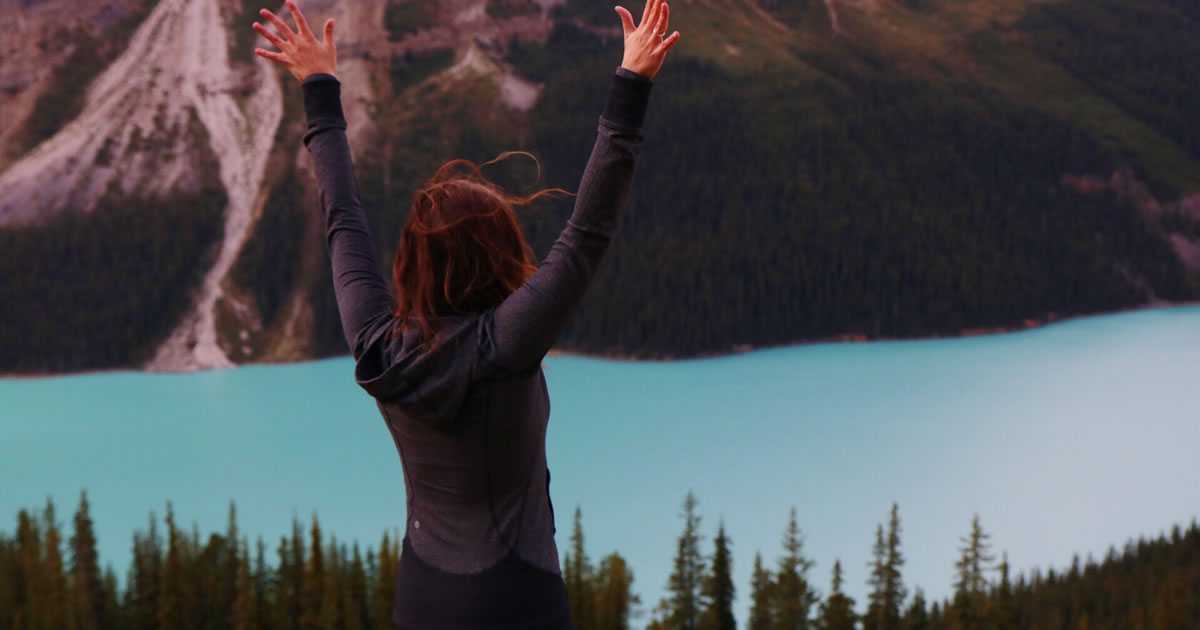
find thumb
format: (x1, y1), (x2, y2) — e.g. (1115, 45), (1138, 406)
(323, 18), (335, 46)
(615, 6), (635, 37)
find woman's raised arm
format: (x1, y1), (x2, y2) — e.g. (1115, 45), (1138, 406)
(478, 0), (680, 374)
(254, 1), (396, 357)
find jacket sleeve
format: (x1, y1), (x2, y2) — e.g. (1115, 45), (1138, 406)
(302, 73), (397, 359)
(478, 67), (653, 375)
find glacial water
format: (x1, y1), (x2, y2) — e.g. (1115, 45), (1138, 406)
(3, 306), (1199, 624)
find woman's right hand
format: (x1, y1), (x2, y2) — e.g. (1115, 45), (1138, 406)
(615, 0), (681, 79)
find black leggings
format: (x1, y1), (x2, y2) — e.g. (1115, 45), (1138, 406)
(393, 537), (575, 630)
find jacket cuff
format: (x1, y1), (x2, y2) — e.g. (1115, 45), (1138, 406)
(303, 73), (346, 125)
(602, 68), (653, 130)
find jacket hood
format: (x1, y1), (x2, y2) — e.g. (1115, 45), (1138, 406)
(351, 315), (482, 424)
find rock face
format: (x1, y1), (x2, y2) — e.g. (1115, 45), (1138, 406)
(0, 0), (555, 372)
(0, 0), (148, 172)
(0, 0), (284, 370)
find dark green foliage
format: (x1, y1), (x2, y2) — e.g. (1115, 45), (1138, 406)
(68, 490), (102, 630)
(902, 590), (929, 630)
(665, 491), (708, 630)
(20, 0), (157, 152)
(564, 506), (595, 628)
(385, 0), (437, 42)
(560, 506), (642, 630)
(866, 505), (906, 630)
(512, 26), (1200, 359)
(951, 514), (994, 630)
(0, 186), (227, 373)
(699, 521), (736, 630)
(231, 166), (308, 329)
(1020, 0), (1200, 190)
(773, 508), (817, 630)
(818, 561), (857, 630)
(2, 499), (1198, 629)
(388, 49), (456, 95)
(749, 552), (775, 630)
(594, 552), (640, 630)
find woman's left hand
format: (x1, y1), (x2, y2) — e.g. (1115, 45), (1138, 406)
(253, 0), (337, 81)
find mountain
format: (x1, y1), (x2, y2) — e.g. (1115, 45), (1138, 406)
(1, 0), (1198, 374)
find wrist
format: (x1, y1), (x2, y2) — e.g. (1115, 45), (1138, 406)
(617, 65), (653, 82)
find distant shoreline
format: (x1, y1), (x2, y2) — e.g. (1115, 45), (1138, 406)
(553, 300), (1200, 363)
(4, 301), (1198, 379)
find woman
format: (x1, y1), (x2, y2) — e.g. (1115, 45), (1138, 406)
(253, 1), (679, 628)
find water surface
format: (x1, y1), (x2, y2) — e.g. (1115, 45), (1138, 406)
(3, 306), (1199, 624)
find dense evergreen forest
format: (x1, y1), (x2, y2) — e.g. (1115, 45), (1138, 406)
(0, 184), (227, 373)
(3, 0), (1200, 371)
(302, 1), (1200, 360)
(2, 490), (1197, 629)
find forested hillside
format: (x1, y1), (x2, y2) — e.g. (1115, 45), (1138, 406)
(2, 0), (1199, 372)
(2, 491), (1196, 629)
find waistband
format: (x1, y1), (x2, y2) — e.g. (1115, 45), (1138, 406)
(393, 536), (574, 630)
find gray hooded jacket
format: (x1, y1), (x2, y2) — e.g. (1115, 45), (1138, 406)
(301, 67), (652, 577)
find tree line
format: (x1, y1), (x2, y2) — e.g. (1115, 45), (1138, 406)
(2, 489), (1197, 630)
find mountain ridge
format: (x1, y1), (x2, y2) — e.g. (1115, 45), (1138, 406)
(2, 0), (1198, 374)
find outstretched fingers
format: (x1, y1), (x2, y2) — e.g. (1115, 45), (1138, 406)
(255, 48), (288, 63)
(654, 2), (670, 35)
(253, 21), (288, 50)
(615, 5), (635, 37)
(655, 30), (681, 54)
(323, 18), (334, 45)
(285, 0), (313, 38)
(640, 0), (657, 27)
(260, 9), (295, 40)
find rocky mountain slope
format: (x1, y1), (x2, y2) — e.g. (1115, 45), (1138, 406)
(2, 0), (1198, 374)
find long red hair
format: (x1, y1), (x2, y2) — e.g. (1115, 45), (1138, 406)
(392, 152), (571, 347)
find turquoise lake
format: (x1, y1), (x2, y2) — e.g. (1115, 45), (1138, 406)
(3, 306), (1199, 624)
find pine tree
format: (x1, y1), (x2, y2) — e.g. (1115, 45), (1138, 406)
(0, 531), (16, 629)
(42, 499), (70, 630)
(867, 504), (906, 630)
(68, 490), (102, 630)
(222, 501), (240, 630)
(952, 514), (994, 630)
(369, 531), (397, 630)
(126, 511), (162, 630)
(773, 508), (816, 630)
(275, 534), (295, 630)
(699, 520), (735, 630)
(15, 508), (45, 630)
(317, 536), (341, 630)
(253, 537), (270, 630)
(864, 524), (887, 630)
(592, 552), (639, 630)
(232, 538), (255, 630)
(665, 490), (708, 630)
(564, 505), (594, 629)
(100, 565), (123, 630)
(902, 589), (929, 630)
(817, 560), (856, 630)
(157, 502), (186, 630)
(992, 552), (1016, 630)
(748, 552), (774, 630)
(347, 543), (369, 630)
(299, 514), (325, 630)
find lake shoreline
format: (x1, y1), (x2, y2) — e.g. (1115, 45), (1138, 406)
(5, 301), (1198, 379)
(547, 300), (1200, 363)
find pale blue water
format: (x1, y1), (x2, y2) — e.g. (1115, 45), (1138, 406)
(3, 306), (1199, 625)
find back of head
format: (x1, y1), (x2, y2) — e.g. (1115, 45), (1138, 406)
(392, 152), (570, 346)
